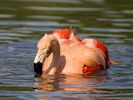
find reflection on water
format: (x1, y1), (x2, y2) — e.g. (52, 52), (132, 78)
(35, 74), (108, 92)
(0, 0), (133, 100)
(34, 74), (109, 100)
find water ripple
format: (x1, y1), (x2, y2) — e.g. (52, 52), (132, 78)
(25, 6), (105, 12)
(0, 21), (58, 26)
(28, 15), (63, 19)
(97, 18), (133, 22)
(0, 14), (14, 18)
(112, 23), (131, 27)
(122, 10), (133, 14)
(0, 7), (16, 11)
(11, 0), (81, 4)
(82, 27), (133, 32)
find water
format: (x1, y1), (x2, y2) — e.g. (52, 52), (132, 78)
(0, 0), (133, 100)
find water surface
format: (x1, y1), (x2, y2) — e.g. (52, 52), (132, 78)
(0, 0), (133, 100)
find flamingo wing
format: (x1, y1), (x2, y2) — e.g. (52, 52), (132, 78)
(81, 39), (109, 62)
(80, 38), (110, 74)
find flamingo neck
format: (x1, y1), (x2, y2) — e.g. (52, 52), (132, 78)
(46, 39), (60, 74)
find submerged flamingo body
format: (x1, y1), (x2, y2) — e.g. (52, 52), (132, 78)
(34, 28), (110, 76)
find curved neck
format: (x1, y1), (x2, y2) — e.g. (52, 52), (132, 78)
(46, 39), (60, 74)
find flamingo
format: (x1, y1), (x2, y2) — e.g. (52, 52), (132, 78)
(34, 28), (111, 76)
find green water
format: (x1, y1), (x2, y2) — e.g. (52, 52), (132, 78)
(0, 0), (133, 100)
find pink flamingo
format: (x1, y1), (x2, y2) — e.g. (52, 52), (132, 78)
(34, 28), (112, 76)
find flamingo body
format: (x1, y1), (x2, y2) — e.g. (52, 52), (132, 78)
(51, 28), (108, 61)
(34, 28), (110, 76)
(42, 40), (105, 74)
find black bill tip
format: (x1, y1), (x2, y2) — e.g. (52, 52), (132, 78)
(34, 62), (43, 77)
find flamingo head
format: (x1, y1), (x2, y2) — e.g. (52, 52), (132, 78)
(33, 34), (56, 76)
